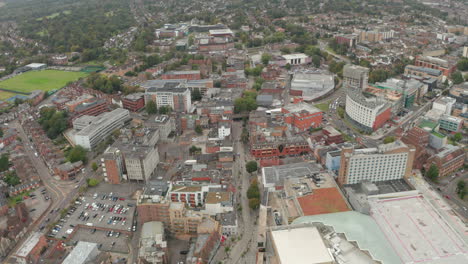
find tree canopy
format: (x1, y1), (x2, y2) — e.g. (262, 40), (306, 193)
(246, 161), (258, 174)
(86, 73), (123, 94)
(66, 146), (87, 164)
(38, 107), (68, 139)
(425, 164), (439, 182)
(145, 100), (157, 115)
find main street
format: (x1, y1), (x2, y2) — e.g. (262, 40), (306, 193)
(212, 121), (257, 264)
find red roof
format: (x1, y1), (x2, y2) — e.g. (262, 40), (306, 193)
(191, 177), (211, 182)
(297, 188), (350, 216)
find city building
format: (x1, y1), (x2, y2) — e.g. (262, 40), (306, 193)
(168, 184), (213, 207)
(122, 93), (145, 112)
(261, 162), (321, 192)
(282, 103), (323, 132)
(278, 53), (311, 66)
(138, 221), (168, 264)
(345, 88), (392, 133)
(65, 94), (94, 112)
(73, 108), (131, 150)
(53, 161), (83, 180)
(335, 34), (358, 47)
(414, 56), (456, 77)
(13, 232), (47, 264)
(290, 72), (335, 101)
(101, 147), (125, 184)
(426, 145), (465, 178)
(62, 241), (100, 264)
(439, 114), (463, 132)
(145, 86), (192, 113)
(203, 191), (233, 215)
(72, 98), (109, 119)
(217, 123), (231, 139)
(270, 226), (334, 264)
(463, 46), (468, 58)
(373, 78), (423, 109)
(449, 83), (468, 104)
(146, 115), (176, 141)
(338, 141), (415, 185)
(122, 145), (159, 182)
(404, 65), (443, 81)
(162, 70), (201, 80)
(429, 130), (447, 150)
(433, 96), (457, 115)
(217, 211), (237, 237)
(250, 136), (311, 159)
(343, 64), (369, 90)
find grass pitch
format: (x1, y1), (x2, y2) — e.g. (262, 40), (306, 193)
(0, 70), (87, 94)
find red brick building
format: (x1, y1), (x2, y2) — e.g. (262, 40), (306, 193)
(373, 107), (392, 131)
(282, 103), (323, 132)
(73, 98), (109, 119)
(162, 70), (201, 80)
(122, 93), (145, 112)
(414, 56), (457, 77)
(425, 145), (465, 177)
(323, 126), (344, 145)
(250, 139), (310, 158)
(53, 161), (83, 180)
(102, 147), (125, 184)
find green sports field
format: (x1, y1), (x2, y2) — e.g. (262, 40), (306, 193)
(0, 70), (88, 94)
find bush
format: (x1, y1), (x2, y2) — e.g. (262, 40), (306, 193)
(246, 161), (258, 173)
(86, 178), (100, 187)
(249, 198), (260, 210)
(383, 136), (396, 144)
(91, 162), (98, 171)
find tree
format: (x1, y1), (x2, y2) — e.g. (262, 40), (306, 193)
(158, 106), (171, 115)
(383, 136), (396, 144)
(261, 53), (272, 66)
(91, 162), (98, 171)
(0, 153), (9, 172)
(457, 58), (468, 71)
(191, 89), (202, 101)
(246, 161), (258, 174)
(4, 171), (20, 186)
(456, 180), (466, 199)
(189, 146), (201, 155)
(425, 164), (439, 182)
(241, 128), (249, 144)
(86, 178), (100, 187)
(312, 55), (321, 68)
(145, 100), (157, 114)
(453, 133), (463, 142)
(285, 63), (291, 70)
(195, 125), (203, 135)
(451, 71), (464, 85)
(248, 198), (260, 210)
(66, 146), (87, 164)
(38, 107), (68, 139)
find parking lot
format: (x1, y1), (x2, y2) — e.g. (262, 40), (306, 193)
(48, 190), (136, 240)
(24, 188), (51, 221)
(69, 227), (130, 254)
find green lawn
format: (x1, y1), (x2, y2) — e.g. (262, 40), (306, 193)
(0, 91), (17, 100)
(0, 70), (87, 93)
(314, 101), (331, 112)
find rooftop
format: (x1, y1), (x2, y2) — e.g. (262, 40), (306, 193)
(141, 221), (164, 239)
(271, 226), (334, 264)
(281, 53), (309, 60)
(171, 185), (202, 193)
(205, 191), (231, 204)
(369, 194), (468, 264)
(297, 187), (350, 216)
(62, 241), (98, 264)
(262, 162), (321, 188)
(15, 232), (42, 258)
(293, 211), (401, 264)
(283, 102), (322, 114)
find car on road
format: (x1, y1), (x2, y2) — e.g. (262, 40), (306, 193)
(180, 250), (189, 255)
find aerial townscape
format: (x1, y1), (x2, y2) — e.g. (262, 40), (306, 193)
(0, 0), (468, 263)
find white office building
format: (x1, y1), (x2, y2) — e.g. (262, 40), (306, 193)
(123, 145), (160, 182)
(343, 64), (369, 90)
(345, 89), (391, 132)
(338, 141), (415, 185)
(73, 108), (131, 150)
(432, 96), (456, 115)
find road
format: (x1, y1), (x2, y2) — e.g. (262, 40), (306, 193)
(5, 121), (92, 261)
(213, 121), (257, 264)
(440, 173), (468, 219)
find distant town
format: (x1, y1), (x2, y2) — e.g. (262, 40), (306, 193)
(0, 0), (467, 264)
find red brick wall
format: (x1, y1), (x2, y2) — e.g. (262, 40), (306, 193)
(373, 107), (391, 131)
(105, 159), (121, 184)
